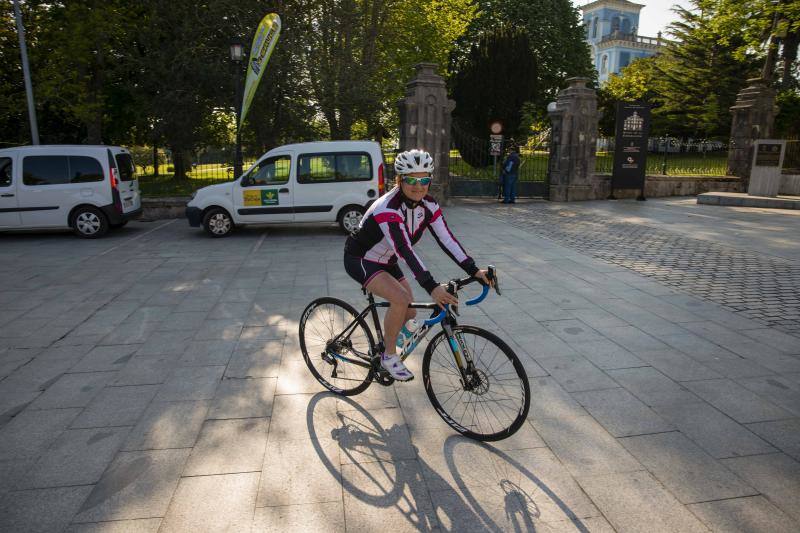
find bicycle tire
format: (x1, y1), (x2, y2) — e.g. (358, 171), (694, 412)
(422, 325), (530, 441)
(299, 297), (375, 395)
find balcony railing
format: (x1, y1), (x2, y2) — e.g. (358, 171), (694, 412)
(599, 31), (662, 46)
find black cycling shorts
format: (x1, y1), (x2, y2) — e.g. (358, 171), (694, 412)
(344, 253), (405, 288)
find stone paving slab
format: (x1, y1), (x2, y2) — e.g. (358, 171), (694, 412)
(0, 200), (799, 531)
(688, 495), (799, 533)
(576, 470), (709, 532)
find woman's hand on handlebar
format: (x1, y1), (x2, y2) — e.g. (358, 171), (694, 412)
(474, 269), (493, 288)
(431, 285), (459, 309)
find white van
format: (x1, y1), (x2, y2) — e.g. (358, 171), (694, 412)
(0, 145), (141, 238)
(186, 140), (386, 237)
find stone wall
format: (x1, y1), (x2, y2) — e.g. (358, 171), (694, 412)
(140, 197), (189, 220)
(780, 173), (800, 195)
(590, 175), (743, 200)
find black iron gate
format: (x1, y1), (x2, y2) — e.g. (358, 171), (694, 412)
(449, 125), (550, 198)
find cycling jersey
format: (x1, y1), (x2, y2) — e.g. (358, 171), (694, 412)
(344, 187), (478, 293)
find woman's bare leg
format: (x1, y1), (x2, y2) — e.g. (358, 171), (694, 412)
(365, 273), (411, 356)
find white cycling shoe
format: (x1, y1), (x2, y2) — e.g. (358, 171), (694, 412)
(380, 353), (414, 382)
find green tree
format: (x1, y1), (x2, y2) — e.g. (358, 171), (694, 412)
(708, 0), (799, 89)
(449, 26), (537, 165)
(599, 1), (760, 139)
(300, 0), (475, 140)
(597, 57), (657, 136)
(32, 1), (142, 144)
(452, 0), (593, 126)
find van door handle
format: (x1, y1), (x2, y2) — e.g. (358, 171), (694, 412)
(279, 188), (289, 193)
(0, 193), (13, 197)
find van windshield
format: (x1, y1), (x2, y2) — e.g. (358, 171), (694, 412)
(115, 153), (136, 181)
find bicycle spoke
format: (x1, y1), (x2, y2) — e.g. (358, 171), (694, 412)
(300, 299), (373, 395)
(424, 326), (529, 440)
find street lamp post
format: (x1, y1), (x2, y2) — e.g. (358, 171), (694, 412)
(230, 40), (245, 179)
(12, 0), (39, 144)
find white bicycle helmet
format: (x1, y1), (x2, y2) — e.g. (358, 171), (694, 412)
(394, 149), (434, 175)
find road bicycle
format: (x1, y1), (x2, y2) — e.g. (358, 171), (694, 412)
(299, 266), (531, 441)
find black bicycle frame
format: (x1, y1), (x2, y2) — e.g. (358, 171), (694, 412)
(326, 293), (473, 384)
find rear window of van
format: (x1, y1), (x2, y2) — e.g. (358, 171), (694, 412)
(115, 153), (136, 181)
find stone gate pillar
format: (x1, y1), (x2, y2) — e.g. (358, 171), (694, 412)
(547, 77), (598, 201)
(397, 63), (455, 202)
(728, 78), (778, 186)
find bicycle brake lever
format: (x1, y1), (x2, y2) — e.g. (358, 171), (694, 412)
(447, 281), (459, 316)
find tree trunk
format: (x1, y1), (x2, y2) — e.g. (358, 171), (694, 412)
(86, 119), (102, 145)
(172, 149), (188, 180)
(152, 145), (159, 176)
(780, 30), (798, 89)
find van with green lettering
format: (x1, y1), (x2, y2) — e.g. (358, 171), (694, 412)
(185, 141), (386, 237)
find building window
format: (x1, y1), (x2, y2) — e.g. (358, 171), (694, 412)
(601, 55), (608, 74)
(620, 52), (630, 68)
(592, 18), (598, 38)
(622, 18), (631, 33)
(611, 17), (620, 32)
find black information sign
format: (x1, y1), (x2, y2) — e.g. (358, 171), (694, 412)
(754, 143), (782, 167)
(611, 102), (651, 198)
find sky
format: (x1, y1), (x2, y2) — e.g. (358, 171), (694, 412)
(573, 0), (694, 38)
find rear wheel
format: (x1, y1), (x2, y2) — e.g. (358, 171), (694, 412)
(203, 207), (233, 237)
(71, 206), (109, 239)
(299, 297), (375, 395)
(422, 325), (530, 441)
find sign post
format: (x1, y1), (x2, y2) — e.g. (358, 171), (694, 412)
(610, 102), (651, 201)
(748, 140), (786, 197)
(489, 121), (504, 199)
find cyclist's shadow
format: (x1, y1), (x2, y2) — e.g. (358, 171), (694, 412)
(306, 392), (589, 533)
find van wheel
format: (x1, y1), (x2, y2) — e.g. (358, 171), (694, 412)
(71, 207), (109, 239)
(338, 205), (365, 234)
(203, 208), (234, 237)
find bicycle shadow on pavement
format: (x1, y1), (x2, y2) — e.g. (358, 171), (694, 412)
(306, 392), (590, 532)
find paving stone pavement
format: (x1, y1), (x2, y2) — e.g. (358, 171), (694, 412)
(474, 198), (800, 335)
(0, 198), (798, 532)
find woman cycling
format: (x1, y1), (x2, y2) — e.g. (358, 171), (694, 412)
(343, 149), (492, 381)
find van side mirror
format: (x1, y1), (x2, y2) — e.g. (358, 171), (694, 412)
(240, 175), (250, 187)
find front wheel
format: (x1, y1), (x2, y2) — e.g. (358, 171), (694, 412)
(203, 207), (234, 237)
(299, 297), (375, 395)
(422, 325), (530, 441)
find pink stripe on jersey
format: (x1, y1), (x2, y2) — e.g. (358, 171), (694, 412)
(374, 212), (402, 224)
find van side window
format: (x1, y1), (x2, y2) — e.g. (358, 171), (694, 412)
(0, 158), (11, 187)
(23, 156), (69, 185)
(297, 152), (372, 184)
(22, 155), (104, 186)
(68, 156), (104, 183)
(243, 155), (290, 186)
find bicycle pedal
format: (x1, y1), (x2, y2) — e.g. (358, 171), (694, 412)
(374, 369), (395, 386)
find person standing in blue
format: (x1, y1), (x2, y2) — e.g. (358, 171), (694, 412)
(501, 144), (521, 204)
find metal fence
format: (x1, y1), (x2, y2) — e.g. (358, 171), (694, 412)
(784, 138), (800, 172)
(134, 146), (261, 197)
(448, 127), (550, 183)
(595, 137), (729, 176)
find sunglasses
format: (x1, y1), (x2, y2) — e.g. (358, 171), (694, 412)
(401, 176), (432, 186)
